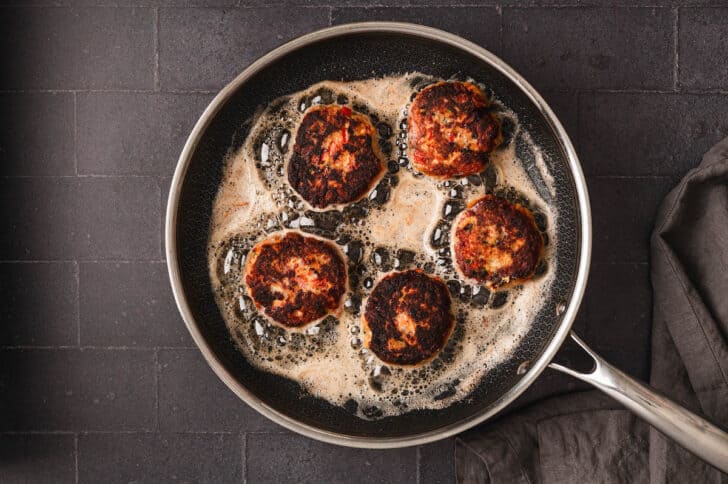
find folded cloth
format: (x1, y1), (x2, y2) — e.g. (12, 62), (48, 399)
(456, 136), (728, 483)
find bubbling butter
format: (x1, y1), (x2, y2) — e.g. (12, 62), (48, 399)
(208, 74), (558, 419)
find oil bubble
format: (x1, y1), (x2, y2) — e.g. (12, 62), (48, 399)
(471, 286), (490, 306)
(442, 200), (465, 220)
(344, 294), (362, 315)
(368, 182), (391, 205)
(467, 174), (482, 186)
(430, 222), (450, 248)
(449, 186), (463, 199)
(278, 130), (290, 152)
(491, 291), (509, 308)
(376, 122), (392, 138)
(371, 247), (391, 271)
(305, 325), (321, 336)
(362, 406), (383, 419)
(342, 240), (364, 264)
(393, 249), (415, 269)
(368, 365), (391, 392)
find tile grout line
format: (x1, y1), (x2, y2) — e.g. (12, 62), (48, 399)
(453, 438), (458, 481)
(1, 174), (168, 179)
(0, 430), (290, 435)
(589, 174), (675, 179)
(0, 89), (218, 94)
(328, 5), (333, 26)
(75, 261), (81, 347)
(0, 172), (680, 181)
(154, 349), (160, 432)
(242, 433), (248, 483)
(154, 7), (160, 92)
(0, 259), (168, 264)
(574, 90), (580, 152)
(73, 91), (78, 176)
(157, 177), (164, 262)
(416, 445), (422, 484)
(74, 433), (79, 484)
(673, 7), (679, 92)
(0, 3), (709, 8)
(497, 4), (503, 54)
(2, 88), (728, 95)
(0, 346), (192, 350)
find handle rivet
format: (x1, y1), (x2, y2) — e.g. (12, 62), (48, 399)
(517, 360), (531, 375)
(555, 300), (566, 316)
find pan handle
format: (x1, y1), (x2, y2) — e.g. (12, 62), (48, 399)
(548, 331), (728, 473)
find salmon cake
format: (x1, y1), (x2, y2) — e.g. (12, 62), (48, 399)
(408, 81), (502, 179)
(453, 195), (543, 290)
(287, 104), (384, 209)
(363, 270), (454, 366)
(244, 231), (347, 328)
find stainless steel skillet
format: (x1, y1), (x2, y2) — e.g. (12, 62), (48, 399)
(166, 22), (728, 470)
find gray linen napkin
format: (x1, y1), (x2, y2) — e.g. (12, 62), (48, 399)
(455, 137), (728, 483)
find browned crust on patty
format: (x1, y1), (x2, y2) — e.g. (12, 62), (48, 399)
(408, 81), (502, 179)
(287, 105), (384, 209)
(244, 232), (347, 328)
(453, 195), (543, 290)
(363, 270), (454, 366)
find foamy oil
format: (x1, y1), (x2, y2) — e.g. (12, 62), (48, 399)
(208, 74), (557, 419)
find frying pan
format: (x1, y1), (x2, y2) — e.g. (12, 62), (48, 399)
(166, 23), (728, 470)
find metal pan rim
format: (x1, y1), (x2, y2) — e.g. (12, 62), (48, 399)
(165, 21), (592, 448)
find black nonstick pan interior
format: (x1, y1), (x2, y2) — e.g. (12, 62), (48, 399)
(169, 25), (584, 441)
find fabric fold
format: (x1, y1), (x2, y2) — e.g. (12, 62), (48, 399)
(457, 137), (728, 483)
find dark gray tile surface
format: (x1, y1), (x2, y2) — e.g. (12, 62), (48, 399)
(589, 177), (674, 264)
(158, 349), (281, 432)
(0, 177), (160, 260)
(0, 262), (78, 346)
(581, 0), (723, 5)
(0, 434), (76, 484)
(580, 93), (728, 176)
(0, 93), (75, 176)
(78, 433), (243, 483)
(0, 0), (238, 4)
(247, 432), (417, 483)
(678, 8), (728, 90)
(582, 263), (652, 356)
(0, 349), (155, 431)
(79, 262), (192, 347)
(541, 91), (579, 149)
(419, 438), (456, 484)
(158, 7), (330, 90)
(332, 7), (502, 53)
(0, 7), (154, 90)
(77, 93), (212, 175)
(2, 3), (722, 482)
(502, 7), (674, 91)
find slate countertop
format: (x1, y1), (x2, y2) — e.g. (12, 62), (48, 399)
(2, 3), (727, 483)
